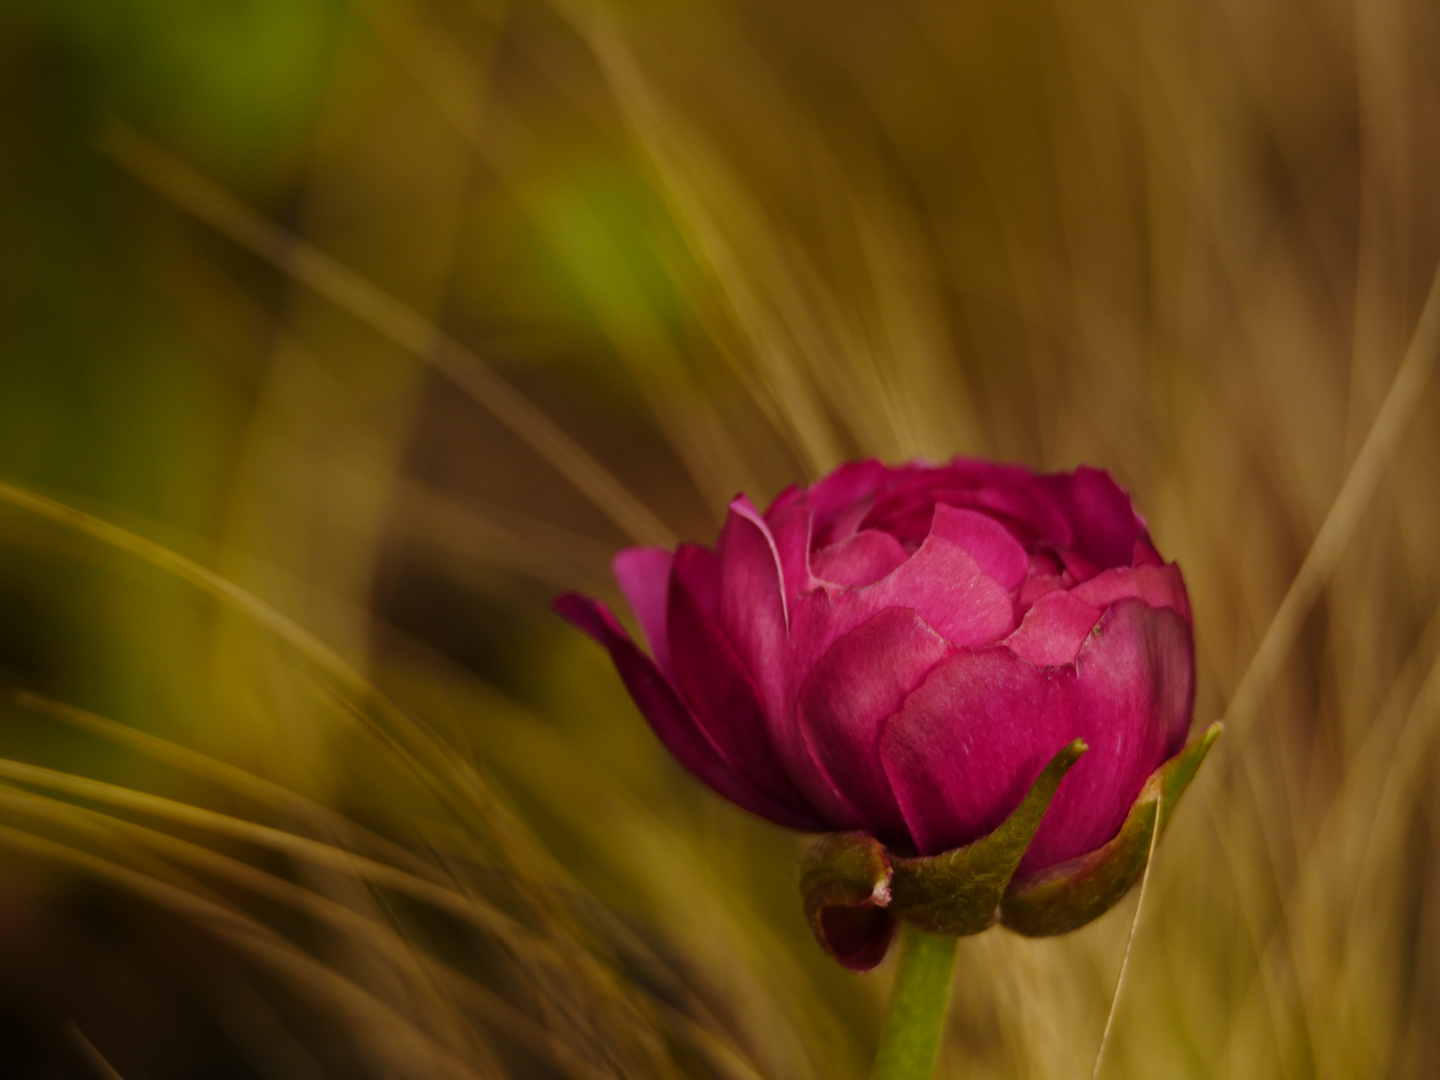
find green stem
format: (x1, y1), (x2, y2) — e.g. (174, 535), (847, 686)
(870, 924), (959, 1080)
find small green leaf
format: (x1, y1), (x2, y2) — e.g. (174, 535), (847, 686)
(888, 739), (1087, 936)
(1000, 721), (1221, 937)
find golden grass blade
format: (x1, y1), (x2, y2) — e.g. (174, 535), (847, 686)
(359, 6), (759, 513)
(0, 755), (529, 944)
(70, 1024), (126, 1080)
(0, 782), (496, 1074)
(0, 749), (684, 1078)
(388, 476), (615, 588)
(0, 781), (620, 1080)
(445, 671), (857, 1080)
(14, 690), (447, 884)
(97, 120), (674, 550)
(0, 478), (566, 902)
(0, 823), (497, 1080)
(1088, 801), (1161, 1080)
(0, 481), (696, 1075)
(1222, 259), (1440, 742)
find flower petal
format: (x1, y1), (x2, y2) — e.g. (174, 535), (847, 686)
(1133, 539), (1164, 568)
(879, 648), (1073, 856)
(668, 574), (817, 817)
(812, 530), (909, 587)
(805, 459), (901, 545)
(613, 547), (674, 677)
(767, 498), (820, 601)
(929, 505), (1029, 591)
(791, 533), (1016, 691)
(858, 534), (1016, 647)
(1005, 591), (1103, 667)
(1067, 466), (1147, 571)
(673, 543), (720, 619)
(717, 496), (791, 719)
(553, 593), (823, 830)
(796, 608), (954, 843)
(1018, 598), (1193, 873)
(879, 598), (1193, 870)
(1070, 563), (1191, 624)
(1017, 574), (1066, 618)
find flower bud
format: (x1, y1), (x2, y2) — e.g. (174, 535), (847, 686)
(556, 458), (1210, 968)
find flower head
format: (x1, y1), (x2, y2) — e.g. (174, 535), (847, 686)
(556, 458), (1212, 967)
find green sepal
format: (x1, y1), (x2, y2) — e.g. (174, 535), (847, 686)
(999, 721), (1222, 938)
(798, 831), (894, 966)
(887, 738), (1088, 936)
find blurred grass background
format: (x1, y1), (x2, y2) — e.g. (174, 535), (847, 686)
(1, 0), (1438, 1077)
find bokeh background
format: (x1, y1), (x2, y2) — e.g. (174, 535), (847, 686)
(2, 0), (1439, 1077)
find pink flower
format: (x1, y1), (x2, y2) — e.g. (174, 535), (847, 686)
(556, 457), (1195, 890)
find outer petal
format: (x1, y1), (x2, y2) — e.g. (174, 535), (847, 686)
(1070, 563), (1192, 625)
(1005, 591), (1103, 667)
(767, 498), (820, 602)
(716, 496), (791, 721)
(667, 575), (816, 817)
(1001, 723), (1220, 937)
(795, 608), (954, 843)
(553, 593), (823, 830)
(613, 547), (674, 677)
(879, 599), (1193, 868)
(672, 543), (720, 620)
(879, 648), (1073, 855)
(1019, 598), (1193, 873)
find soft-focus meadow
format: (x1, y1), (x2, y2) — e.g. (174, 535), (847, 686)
(2, 1), (1438, 1077)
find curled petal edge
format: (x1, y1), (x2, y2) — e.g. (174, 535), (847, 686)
(999, 721), (1222, 938)
(797, 739), (1086, 968)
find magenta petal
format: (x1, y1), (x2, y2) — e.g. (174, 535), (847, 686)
(1070, 564), (1192, 624)
(1005, 591), (1103, 667)
(553, 593), (823, 830)
(928, 505), (1028, 590)
(673, 543), (720, 619)
(791, 534), (1015, 691)
(716, 497), (791, 718)
(857, 535), (1016, 647)
(812, 530), (909, 587)
(613, 547), (674, 677)
(1132, 539), (1164, 568)
(553, 592), (610, 645)
(673, 544), (720, 622)
(805, 459), (898, 544)
(1056, 546), (1101, 583)
(1068, 467), (1146, 570)
(667, 575), (818, 818)
(879, 648), (1073, 855)
(796, 609), (954, 843)
(1017, 598), (1194, 873)
(767, 499), (820, 602)
(1017, 574), (1065, 618)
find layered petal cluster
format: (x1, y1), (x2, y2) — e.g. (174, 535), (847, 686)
(555, 459), (1195, 885)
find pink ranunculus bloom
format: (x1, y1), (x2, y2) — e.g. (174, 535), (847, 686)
(555, 458), (1194, 881)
